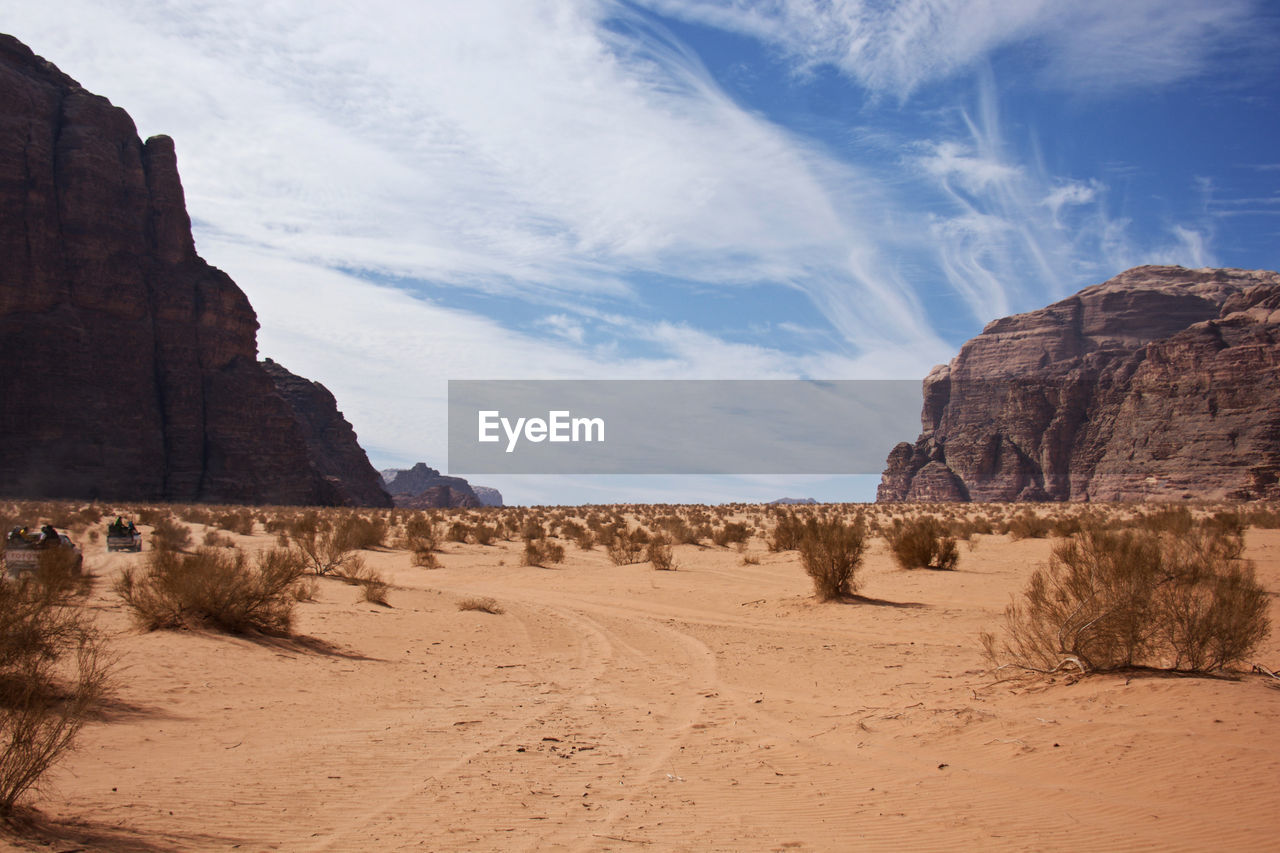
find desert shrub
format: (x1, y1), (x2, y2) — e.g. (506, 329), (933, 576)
(712, 522), (751, 547)
(1203, 510), (1246, 540)
(607, 528), (646, 566)
(116, 547), (306, 634)
(1140, 505), (1194, 536)
(594, 524), (617, 548)
(1006, 512), (1051, 540)
(149, 517), (192, 552)
(202, 530), (236, 549)
(404, 514), (437, 542)
(768, 513), (805, 552)
(1243, 505), (1280, 529)
(574, 530), (595, 550)
(457, 596), (503, 615)
(647, 535), (677, 571)
(740, 554), (761, 566)
(447, 521), (472, 543)
(291, 528), (364, 577)
(215, 510), (255, 536)
(982, 524), (1270, 675)
(0, 565), (111, 814)
(336, 563), (390, 606)
(522, 539), (565, 567)
(333, 514), (387, 551)
(887, 516), (958, 571)
(799, 516), (868, 601)
(472, 524), (496, 546)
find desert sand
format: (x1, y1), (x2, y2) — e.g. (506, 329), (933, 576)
(8, 511), (1280, 852)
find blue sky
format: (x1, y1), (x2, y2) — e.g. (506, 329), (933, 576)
(5, 1), (1279, 504)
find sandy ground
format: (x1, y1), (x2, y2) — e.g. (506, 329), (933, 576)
(6, 518), (1280, 852)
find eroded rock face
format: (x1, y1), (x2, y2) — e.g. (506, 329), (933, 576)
(381, 463), (482, 508)
(0, 35), (384, 505)
(260, 360), (392, 508)
(878, 266), (1280, 502)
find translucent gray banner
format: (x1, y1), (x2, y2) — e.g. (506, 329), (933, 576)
(447, 380), (921, 475)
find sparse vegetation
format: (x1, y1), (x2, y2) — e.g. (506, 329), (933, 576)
(647, 534), (677, 571)
(983, 523), (1271, 675)
(149, 516), (193, 552)
(115, 546), (307, 634)
(457, 596), (503, 615)
(521, 537), (565, 568)
(887, 516), (959, 571)
(799, 516), (868, 601)
(0, 562), (111, 814)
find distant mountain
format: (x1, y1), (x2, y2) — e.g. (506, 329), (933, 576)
(769, 497), (817, 505)
(0, 35), (387, 506)
(879, 266), (1280, 502)
(471, 485), (504, 507)
(379, 463), (496, 508)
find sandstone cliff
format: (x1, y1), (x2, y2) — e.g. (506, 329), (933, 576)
(878, 266), (1280, 502)
(0, 35), (386, 505)
(260, 360), (392, 508)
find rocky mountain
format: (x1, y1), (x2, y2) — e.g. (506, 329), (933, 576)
(381, 463), (486, 508)
(769, 497), (817, 505)
(0, 35), (388, 506)
(878, 266), (1280, 503)
(471, 485), (504, 507)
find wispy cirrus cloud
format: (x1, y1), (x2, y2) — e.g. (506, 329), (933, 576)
(637, 0), (1269, 97)
(4, 0), (939, 355)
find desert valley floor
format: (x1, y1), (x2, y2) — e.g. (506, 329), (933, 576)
(6, 509), (1280, 852)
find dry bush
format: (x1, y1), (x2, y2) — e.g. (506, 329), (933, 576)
(149, 517), (192, 552)
(411, 549), (439, 569)
(887, 516), (958, 571)
(115, 546), (306, 634)
(522, 539), (565, 568)
(768, 513), (805, 552)
(1006, 512), (1051, 541)
(799, 516), (868, 601)
(1139, 505), (1194, 536)
(0, 564), (111, 814)
(215, 509), (255, 536)
(574, 530), (596, 550)
(712, 522), (751, 548)
(607, 528), (646, 566)
(333, 514), (387, 551)
(740, 554), (761, 566)
(337, 563), (390, 606)
(1243, 505), (1280, 529)
(202, 530), (236, 549)
(457, 596), (503, 615)
(472, 524), (496, 546)
(647, 535), (677, 571)
(291, 528), (364, 577)
(447, 521), (472, 543)
(982, 524), (1270, 675)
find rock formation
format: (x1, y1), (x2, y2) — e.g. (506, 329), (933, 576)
(471, 485), (504, 507)
(878, 266), (1280, 502)
(381, 463), (484, 508)
(260, 360), (392, 508)
(0, 35), (388, 506)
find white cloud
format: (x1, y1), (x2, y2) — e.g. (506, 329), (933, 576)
(3, 0), (940, 355)
(639, 0), (1267, 97)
